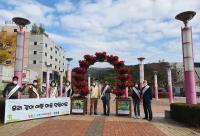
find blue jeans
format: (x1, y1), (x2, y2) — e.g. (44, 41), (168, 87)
(133, 98), (140, 116)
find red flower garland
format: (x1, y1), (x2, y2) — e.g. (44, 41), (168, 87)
(72, 52), (131, 98)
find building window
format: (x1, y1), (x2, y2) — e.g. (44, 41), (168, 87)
(14, 29), (17, 32)
(33, 60), (36, 64)
(59, 68), (60, 71)
(50, 56), (53, 59)
(45, 43), (47, 47)
(55, 51), (57, 54)
(33, 51), (37, 55)
(34, 42), (37, 45)
(51, 47), (53, 51)
(63, 63), (64, 65)
(55, 58), (57, 62)
(59, 61), (61, 63)
(45, 52), (47, 56)
(44, 61), (47, 65)
(55, 66), (57, 69)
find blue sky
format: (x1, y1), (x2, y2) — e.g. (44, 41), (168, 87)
(0, 0), (200, 68)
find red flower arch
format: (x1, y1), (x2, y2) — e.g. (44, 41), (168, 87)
(72, 52), (131, 98)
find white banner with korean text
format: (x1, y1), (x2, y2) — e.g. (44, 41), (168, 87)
(4, 97), (70, 123)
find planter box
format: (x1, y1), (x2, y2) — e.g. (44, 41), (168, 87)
(116, 98), (131, 116)
(71, 97), (87, 115)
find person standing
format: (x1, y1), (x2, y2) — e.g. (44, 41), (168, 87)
(3, 76), (25, 99)
(142, 80), (153, 121)
(101, 81), (111, 116)
(131, 83), (141, 118)
(90, 80), (100, 115)
(48, 80), (58, 98)
(28, 80), (41, 99)
(63, 80), (73, 97)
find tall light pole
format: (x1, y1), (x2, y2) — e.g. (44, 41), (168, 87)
(167, 65), (174, 104)
(154, 71), (159, 100)
(137, 57), (145, 89)
(60, 70), (64, 97)
(175, 11), (197, 104)
(45, 64), (51, 98)
(66, 58), (73, 83)
(12, 17), (30, 98)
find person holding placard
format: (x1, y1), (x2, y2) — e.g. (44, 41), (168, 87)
(28, 80), (41, 99)
(48, 80), (58, 98)
(3, 76), (25, 99)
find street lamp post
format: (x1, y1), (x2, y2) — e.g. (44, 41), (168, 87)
(167, 65), (174, 104)
(12, 17), (30, 98)
(137, 57), (145, 89)
(60, 70), (64, 97)
(154, 71), (159, 100)
(45, 64), (51, 98)
(66, 58), (73, 83)
(175, 11), (197, 104)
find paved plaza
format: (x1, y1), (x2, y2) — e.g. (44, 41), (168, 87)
(0, 96), (200, 136)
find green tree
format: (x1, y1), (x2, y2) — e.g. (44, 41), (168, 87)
(31, 23), (39, 34)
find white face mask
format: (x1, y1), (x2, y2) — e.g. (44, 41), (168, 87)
(92, 83), (96, 86)
(52, 83), (56, 87)
(33, 83), (37, 86)
(66, 83), (70, 86)
(13, 81), (17, 84)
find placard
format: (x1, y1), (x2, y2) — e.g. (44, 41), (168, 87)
(4, 97), (70, 123)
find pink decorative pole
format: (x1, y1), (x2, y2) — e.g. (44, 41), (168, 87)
(175, 11), (197, 104)
(167, 65), (174, 104)
(137, 57), (145, 89)
(12, 17), (30, 98)
(154, 71), (159, 100)
(45, 64), (51, 98)
(60, 71), (64, 96)
(66, 58), (73, 83)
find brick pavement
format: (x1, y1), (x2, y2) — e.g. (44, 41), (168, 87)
(0, 97), (199, 136)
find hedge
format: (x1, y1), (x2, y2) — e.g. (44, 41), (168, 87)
(170, 103), (200, 127)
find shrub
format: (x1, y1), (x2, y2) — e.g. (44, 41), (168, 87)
(170, 103), (200, 127)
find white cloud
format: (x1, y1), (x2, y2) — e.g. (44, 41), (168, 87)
(1, 0), (200, 67)
(55, 1), (75, 13)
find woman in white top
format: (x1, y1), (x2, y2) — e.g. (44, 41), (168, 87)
(48, 80), (58, 98)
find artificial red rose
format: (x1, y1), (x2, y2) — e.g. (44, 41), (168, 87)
(113, 61), (124, 68)
(117, 74), (130, 81)
(73, 67), (87, 74)
(95, 52), (107, 62)
(73, 81), (87, 88)
(107, 55), (118, 64)
(116, 67), (129, 74)
(72, 74), (85, 81)
(79, 60), (90, 68)
(84, 55), (96, 65)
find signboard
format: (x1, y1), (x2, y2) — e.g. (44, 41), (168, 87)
(71, 98), (86, 114)
(4, 97), (70, 123)
(116, 99), (131, 115)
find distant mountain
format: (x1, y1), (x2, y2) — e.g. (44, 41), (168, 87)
(88, 62), (178, 88)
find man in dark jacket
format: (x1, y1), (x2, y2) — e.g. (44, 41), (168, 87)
(3, 76), (24, 99)
(131, 83), (141, 118)
(142, 80), (153, 121)
(101, 81), (111, 116)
